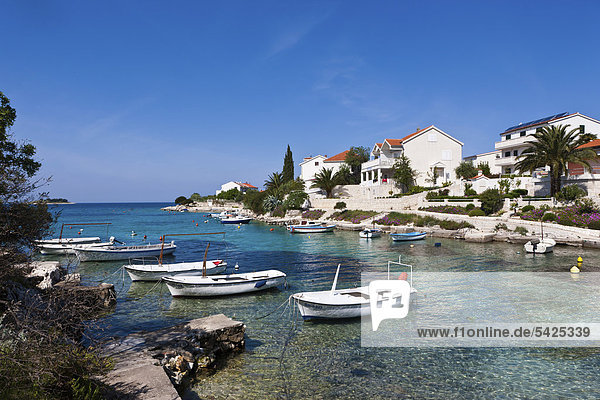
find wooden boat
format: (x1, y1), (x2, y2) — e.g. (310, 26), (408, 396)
(292, 258), (416, 320)
(73, 241), (176, 262)
(390, 232), (427, 241)
(524, 237), (556, 253)
(359, 228), (382, 239)
(287, 221), (335, 233)
(220, 216), (252, 224)
(163, 269), (287, 297)
(125, 260), (227, 281)
(39, 237), (118, 255)
(35, 222), (113, 254)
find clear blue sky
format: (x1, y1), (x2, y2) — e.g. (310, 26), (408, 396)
(3, 0), (600, 202)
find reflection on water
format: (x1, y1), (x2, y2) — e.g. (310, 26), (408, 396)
(47, 203), (600, 398)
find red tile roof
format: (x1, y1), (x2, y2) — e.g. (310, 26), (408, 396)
(383, 126), (434, 148)
(236, 182), (257, 188)
(577, 139), (600, 149)
(324, 150), (350, 162)
(375, 143), (383, 148)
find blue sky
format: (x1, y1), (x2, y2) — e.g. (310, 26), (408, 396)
(3, 0), (600, 202)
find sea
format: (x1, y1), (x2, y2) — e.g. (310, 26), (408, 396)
(43, 202), (600, 399)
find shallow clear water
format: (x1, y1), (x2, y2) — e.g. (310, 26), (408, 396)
(46, 203), (600, 399)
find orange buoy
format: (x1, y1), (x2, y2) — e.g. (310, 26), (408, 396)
(78, 231), (81, 235)
(69, 226), (72, 229)
(196, 223), (199, 226)
(398, 272), (408, 281)
(270, 228), (274, 231)
(192, 220), (195, 222)
(143, 235), (147, 240)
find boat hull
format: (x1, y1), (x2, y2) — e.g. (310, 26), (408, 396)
(124, 260), (227, 281)
(163, 270), (286, 297)
(288, 225), (335, 233)
(221, 218), (252, 224)
(390, 232), (426, 241)
(359, 229), (382, 239)
(292, 288), (370, 319)
(35, 236), (101, 246)
(524, 238), (556, 254)
(39, 241), (115, 255)
(74, 243), (176, 262)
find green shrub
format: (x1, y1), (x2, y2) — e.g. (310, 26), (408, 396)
(479, 189), (504, 215)
(243, 190), (267, 214)
(577, 197), (599, 213)
(272, 205), (286, 217)
(494, 223), (508, 232)
(541, 212), (556, 222)
(557, 184), (587, 202)
(217, 188), (243, 201)
(425, 191), (439, 199)
(514, 226), (528, 235)
(334, 201), (347, 210)
(283, 190), (308, 210)
(438, 220), (474, 230)
(468, 208), (485, 217)
(464, 183), (477, 196)
(408, 186), (426, 195)
(588, 220), (600, 230)
(521, 205), (535, 212)
(175, 196), (188, 205)
(510, 189), (528, 196)
(465, 203), (475, 211)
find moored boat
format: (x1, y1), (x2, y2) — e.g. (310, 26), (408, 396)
(287, 221), (335, 233)
(390, 232), (427, 241)
(162, 269), (287, 297)
(220, 216), (252, 224)
(73, 241), (176, 262)
(125, 259), (227, 281)
(359, 228), (382, 239)
(524, 237), (556, 254)
(39, 237), (118, 255)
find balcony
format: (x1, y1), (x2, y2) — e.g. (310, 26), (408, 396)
(362, 158), (395, 171)
(495, 135), (533, 150)
(495, 156), (518, 166)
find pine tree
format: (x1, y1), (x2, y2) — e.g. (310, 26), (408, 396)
(282, 145), (294, 183)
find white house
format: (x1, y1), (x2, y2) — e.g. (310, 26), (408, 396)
(494, 112), (600, 174)
(299, 150), (349, 194)
(463, 150), (502, 175)
(215, 181), (258, 195)
(361, 125), (463, 187)
(566, 139), (600, 197)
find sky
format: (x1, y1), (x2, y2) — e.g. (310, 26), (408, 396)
(2, 0), (600, 202)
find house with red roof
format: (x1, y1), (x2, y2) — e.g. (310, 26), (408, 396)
(215, 181), (258, 196)
(494, 112), (600, 175)
(300, 151), (350, 195)
(361, 125), (463, 188)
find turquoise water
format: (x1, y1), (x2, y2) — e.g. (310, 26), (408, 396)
(46, 203), (600, 399)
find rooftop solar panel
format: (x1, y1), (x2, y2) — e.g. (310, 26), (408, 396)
(504, 112), (569, 132)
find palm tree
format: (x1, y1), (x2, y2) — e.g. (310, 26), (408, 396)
(264, 172), (284, 195)
(311, 167), (338, 198)
(515, 125), (596, 196)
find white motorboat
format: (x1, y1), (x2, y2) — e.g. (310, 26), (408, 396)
(287, 221), (335, 233)
(390, 232), (427, 241)
(73, 241), (176, 262)
(524, 237), (556, 254)
(124, 259), (227, 281)
(162, 269), (287, 297)
(220, 216), (252, 224)
(35, 222), (112, 251)
(35, 236), (101, 246)
(359, 228), (382, 239)
(38, 237), (118, 255)
(292, 258), (416, 320)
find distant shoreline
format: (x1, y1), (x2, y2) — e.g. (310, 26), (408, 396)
(46, 202), (75, 205)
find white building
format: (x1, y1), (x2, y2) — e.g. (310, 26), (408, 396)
(299, 151), (348, 194)
(463, 150), (502, 175)
(361, 125), (463, 187)
(215, 181), (258, 195)
(494, 112), (600, 174)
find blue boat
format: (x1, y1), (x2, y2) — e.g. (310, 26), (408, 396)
(390, 232), (426, 242)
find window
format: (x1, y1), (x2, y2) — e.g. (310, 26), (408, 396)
(442, 150), (452, 161)
(428, 133), (437, 142)
(315, 162), (319, 166)
(505, 167), (511, 174)
(505, 151), (510, 157)
(520, 131), (526, 137)
(513, 150), (518, 156)
(580, 125), (585, 134)
(505, 134), (511, 140)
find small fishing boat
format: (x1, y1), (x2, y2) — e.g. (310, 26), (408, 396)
(39, 237), (118, 255)
(524, 237), (556, 254)
(287, 221), (335, 233)
(220, 216), (252, 224)
(73, 241), (176, 262)
(35, 222), (112, 253)
(390, 232), (427, 241)
(359, 228), (382, 239)
(292, 258), (416, 320)
(125, 260), (227, 281)
(163, 269), (287, 297)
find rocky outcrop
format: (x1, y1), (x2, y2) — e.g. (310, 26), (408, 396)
(26, 261), (64, 289)
(102, 314), (245, 399)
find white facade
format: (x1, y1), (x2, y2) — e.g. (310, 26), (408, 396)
(463, 150), (502, 175)
(361, 125), (463, 188)
(494, 112), (600, 174)
(215, 181), (258, 195)
(299, 151), (348, 195)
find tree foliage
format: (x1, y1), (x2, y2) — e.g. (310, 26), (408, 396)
(264, 171), (284, 195)
(557, 184), (587, 203)
(479, 189), (504, 215)
(515, 124), (596, 196)
(243, 190), (268, 214)
(455, 161), (478, 180)
(216, 187), (243, 201)
(344, 146), (369, 184)
(282, 145), (294, 183)
(392, 155), (418, 192)
(311, 167), (338, 198)
(476, 162), (491, 177)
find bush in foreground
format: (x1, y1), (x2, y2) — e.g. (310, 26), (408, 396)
(468, 208), (485, 217)
(479, 189), (504, 215)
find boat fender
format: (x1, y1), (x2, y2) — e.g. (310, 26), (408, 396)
(398, 272), (408, 281)
(255, 280), (267, 288)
